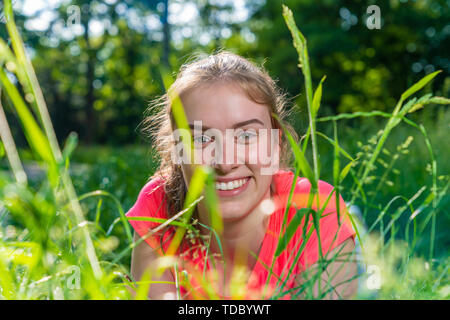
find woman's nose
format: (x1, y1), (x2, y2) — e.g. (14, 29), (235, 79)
(210, 134), (242, 172)
(213, 160), (239, 174)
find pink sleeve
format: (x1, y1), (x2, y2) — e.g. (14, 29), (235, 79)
(293, 179), (356, 269)
(125, 177), (173, 254)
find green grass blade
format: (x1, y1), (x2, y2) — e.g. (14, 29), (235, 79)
(400, 70), (441, 102)
(135, 270), (152, 300)
(126, 216), (191, 228)
(166, 165), (208, 256)
(77, 190), (133, 243)
(0, 89), (27, 185)
(333, 121), (341, 226)
(204, 171), (223, 234)
(282, 4), (319, 185)
(312, 76), (326, 117)
(316, 131), (355, 162)
(273, 114), (316, 188)
(0, 254), (15, 299)
(62, 132), (78, 163)
(339, 161), (353, 183)
(0, 68), (57, 184)
(4, 0), (63, 163)
(275, 208), (312, 257)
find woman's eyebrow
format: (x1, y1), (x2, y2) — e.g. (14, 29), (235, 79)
(188, 119), (265, 130)
(232, 119), (265, 128)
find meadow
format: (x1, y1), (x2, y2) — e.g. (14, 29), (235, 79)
(0, 2), (449, 299)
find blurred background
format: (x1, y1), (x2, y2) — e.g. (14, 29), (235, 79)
(1, 0), (449, 258)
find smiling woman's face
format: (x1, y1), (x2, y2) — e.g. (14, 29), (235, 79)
(177, 81), (280, 222)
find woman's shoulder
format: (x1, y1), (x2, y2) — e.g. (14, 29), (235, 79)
(273, 169), (335, 196)
(272, 170), (356, 268)
(272, 169), (348, 219)
(139, 175), (166, 199)
(125, 175), (175, 250)
(125, 174), (169, 221)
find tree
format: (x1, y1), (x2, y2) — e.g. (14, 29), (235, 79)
(247, 0), (449, 115)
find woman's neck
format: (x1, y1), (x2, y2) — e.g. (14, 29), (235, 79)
(197, 185), (273, 265)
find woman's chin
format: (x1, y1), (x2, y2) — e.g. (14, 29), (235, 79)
(218, 205), (249, 222)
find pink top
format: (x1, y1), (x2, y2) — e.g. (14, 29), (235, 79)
(126, 169), (356, 299)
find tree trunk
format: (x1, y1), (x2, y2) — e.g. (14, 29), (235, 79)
(82, 6), (96, 145)
(162, 0), (170, 68)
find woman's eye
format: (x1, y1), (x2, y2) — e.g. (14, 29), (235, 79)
(193, 135), (213, 145)
(236, 130), (258, 144)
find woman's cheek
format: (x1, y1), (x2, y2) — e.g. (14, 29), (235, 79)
(246, 142), (260, 167)
(246, 136), (276, 175)
(193, 148), (204, 165)
(235, 142), (249, 165)
(260, 129), (280, 176)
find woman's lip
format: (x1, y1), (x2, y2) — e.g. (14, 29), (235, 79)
(215, 177), (251, 197)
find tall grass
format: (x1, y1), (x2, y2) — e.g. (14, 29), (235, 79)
(0, 1), (449, 300)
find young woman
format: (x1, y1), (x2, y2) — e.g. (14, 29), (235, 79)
(126, 51), (358, 300)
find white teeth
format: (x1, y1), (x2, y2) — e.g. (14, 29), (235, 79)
(215, 178), (248, 190)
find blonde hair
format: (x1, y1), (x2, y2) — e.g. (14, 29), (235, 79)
(141, 50), (299, 218)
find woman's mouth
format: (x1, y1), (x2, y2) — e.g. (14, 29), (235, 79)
(215, 177), (251, 197)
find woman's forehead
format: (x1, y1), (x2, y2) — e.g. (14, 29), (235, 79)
(179, 82), (272, 128)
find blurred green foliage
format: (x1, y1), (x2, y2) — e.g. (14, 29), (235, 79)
(247, 0), (449, 116)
